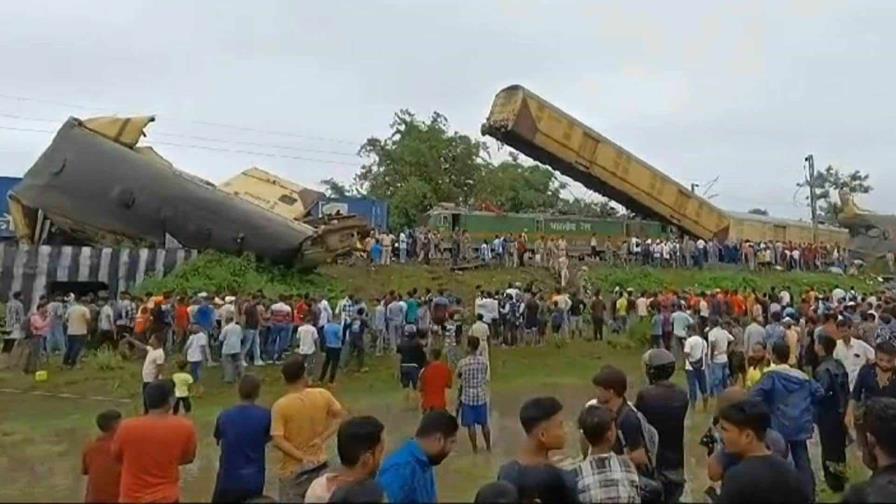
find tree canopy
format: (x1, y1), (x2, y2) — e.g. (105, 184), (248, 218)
(797, 165), (872, 223)
(355, 109), (620, 229)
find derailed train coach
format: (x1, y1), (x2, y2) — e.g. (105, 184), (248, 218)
(8, 116), (366, 268)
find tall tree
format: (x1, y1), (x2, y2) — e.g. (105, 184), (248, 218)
(472, 161), (564, 213)
(797, 165), (872, 223)
(355, 110), (489, 229)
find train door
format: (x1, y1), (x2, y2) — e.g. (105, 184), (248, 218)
(535, 217), (544, 233)
(450, 213), (461, 231)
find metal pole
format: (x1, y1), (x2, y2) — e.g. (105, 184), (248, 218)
(805, 154), (818, 244)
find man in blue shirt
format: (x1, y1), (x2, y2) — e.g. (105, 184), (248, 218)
(377, 410), (459, 503)
(212, 374), (271, 502)
(318, 321), (344, 385)
(193, 294), (217, 336)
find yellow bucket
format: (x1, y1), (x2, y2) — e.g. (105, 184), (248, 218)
(34, 370), (48, 382)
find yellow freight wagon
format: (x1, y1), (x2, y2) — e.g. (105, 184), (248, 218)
(482, 85), (731, 241)
(727, 212), (848, 246)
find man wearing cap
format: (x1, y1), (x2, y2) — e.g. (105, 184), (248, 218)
(636, 349), (688, 502)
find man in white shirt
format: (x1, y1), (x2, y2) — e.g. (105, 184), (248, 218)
(296, 321), (319, 378)
(833, 322), (875, 391)
(635, 295), (649, 320)
(386, 296), (405, 352)
(318, 298), (332, 328)
(670, 304), (693, 363)
(184, 324), (211, 395)
(779, 289), (792, 307)
(63, 297), (91, 368)
(399, 231), (408, 263)
(220, 317), (244, 384)
(707, 318), (734, 397)
(683, 330), (709, 410)
(97, 298), (116, 348)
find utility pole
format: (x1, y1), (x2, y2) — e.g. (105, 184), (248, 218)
(804, 154), (818, 243)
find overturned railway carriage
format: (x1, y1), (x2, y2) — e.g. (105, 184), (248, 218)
(482, 85), (731, 241)
(8, 116), (364, 267)
(425, 207), (670, 254)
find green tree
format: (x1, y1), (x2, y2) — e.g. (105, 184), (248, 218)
(319, 178), (353, 198)
(472, 160), (564, 213)
(355, 110), (489, 229)
(747, 208), (769, 216)
(557, 197), (620, 218)
(797, 165), (872, 222)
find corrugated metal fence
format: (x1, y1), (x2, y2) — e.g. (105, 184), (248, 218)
(0, 243), (197, 311)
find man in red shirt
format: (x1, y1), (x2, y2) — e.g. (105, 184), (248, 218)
(82, 409), (122, 503)
(419, 348), (453, 412)
(294, 295), (309, 326)
(112, 380), (197, 503)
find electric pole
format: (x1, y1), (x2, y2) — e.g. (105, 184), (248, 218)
(805, 154), (818, 243)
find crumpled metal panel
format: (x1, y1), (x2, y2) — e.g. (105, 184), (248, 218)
(11, 117), (316, 264)
(838, 191), (896, 260)
(218, 166), (325, 223)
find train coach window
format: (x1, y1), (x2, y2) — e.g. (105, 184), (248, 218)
(278, 194), (298, 206)
(439, 214), (449, 227)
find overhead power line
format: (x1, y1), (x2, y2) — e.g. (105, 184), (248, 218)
(0, 112), (360, 156)
(0, 124), (359, 167)
(0, 92), (362, 146)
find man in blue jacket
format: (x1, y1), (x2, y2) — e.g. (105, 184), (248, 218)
(377, 410), (458, 503)
(751, 340), (823, 500)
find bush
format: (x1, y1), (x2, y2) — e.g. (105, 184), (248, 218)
(137, 252), (342, 300)
(87, 348), (126, 372)
(588, 265), (873, 295)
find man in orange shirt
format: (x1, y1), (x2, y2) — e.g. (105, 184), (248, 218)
(271, 357), (347, 502)
(82, 409), (122, 503)
(419, 348), (453, 412)
(112, 380), (197, 503)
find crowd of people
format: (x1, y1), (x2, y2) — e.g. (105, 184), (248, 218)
(355, 227), (862, 274)
(4, 274), (892, 502)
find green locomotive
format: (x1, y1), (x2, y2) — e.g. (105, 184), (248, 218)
(424, 205), (672, 254)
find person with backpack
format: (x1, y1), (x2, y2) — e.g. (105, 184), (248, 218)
(636, 349), (689, 503)
(589, 365), (655, 473)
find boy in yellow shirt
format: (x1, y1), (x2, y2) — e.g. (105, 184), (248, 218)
(172, 359), (194, 415)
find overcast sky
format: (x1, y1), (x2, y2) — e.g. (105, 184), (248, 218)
(1, 0), (894, 219)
